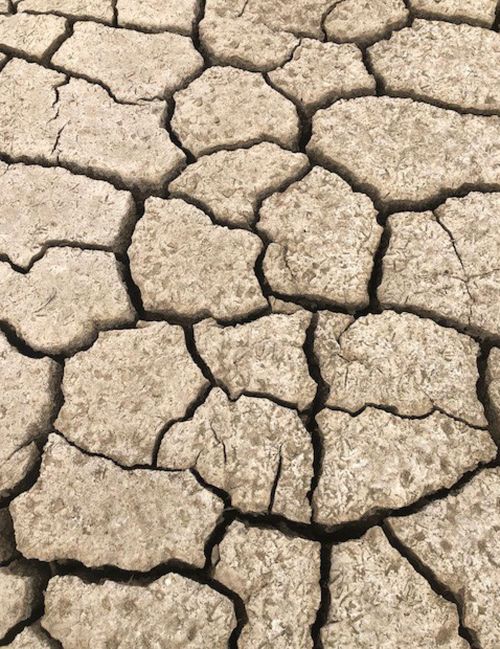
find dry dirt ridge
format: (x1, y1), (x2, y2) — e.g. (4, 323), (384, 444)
(0, 0), (500, 647)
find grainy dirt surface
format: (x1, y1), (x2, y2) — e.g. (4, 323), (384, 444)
(0, 1), (499, 647)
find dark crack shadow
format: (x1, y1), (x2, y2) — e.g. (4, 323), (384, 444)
(310, 543), (332, 649)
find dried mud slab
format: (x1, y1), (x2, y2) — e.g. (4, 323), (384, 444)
(0, 562), (42, 639)
(314, 408), (496, 526)
(15, 0), (113, 22)
(195, 312), (316, 410)
(324, 0), (409, 45)
(5, 625), (58, 648)
(323, 527), (466, 648)
(237, 0), (339, 38)
(408, 0), (498, 27)
(169, 143), (309, 228)
(258, 167), (381, 309)
(130, 197), (267, 319)
(56, 322), (208, 466)
(369, 20), (500, 113)
(268, 39), (375, 115)
(0, 13), (67, 61)
(10, 434), (223, 571)
(52, 22), (203, 104)
(388, 468), (500, 649)
(308, 96), (500, 208)
(315, 311), (485, 425)
(172, 67), (299, 156)
(158, 388), (313, 522)
(200, 13), (298, 72)
(379, 193), (500, 337)
(0, 509), (15, 563)
(0, 59), (64, 162)
(0, 248), (134, 355)
(487, 348), (500, 438)
(130, 198), (266, 320)
(43, 574), (235, 649)
(0, 333), (58, 498)
(214, 522), (321, 649)
(0, 1), (9, 12)
(116, 0), (199, 34)
(0, 162), (134, 269)
(54, 78), (184, 191)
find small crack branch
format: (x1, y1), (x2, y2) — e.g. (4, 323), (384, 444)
(267, 446), (283, 513)
(383, 522), (480, 649)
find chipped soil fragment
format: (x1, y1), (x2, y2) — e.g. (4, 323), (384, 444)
(0, 13), (67, 61)
(0, 248), (135, 355)
(214, 521), (321, 649)
(0, 162), (135, 269)
(10, 434), (224, 571)
(56, 322), (208, 466)
(169, 143), (309, 228)
(258, 167), (381, 309)
(172, 66), (300, 157)
(314, 407), (496, 526)
(308, 96), (500, 208)
(323, 527), (467, 648)
(324, 0), (409, 45)
(268, 39), (375, 115)
(315, 310), (486, 425)
(158, 388), (313, 522)
(42, 574), (235, 649)
(369, 20), (500, 113)
(194, 311), (317, 410)
(0, 561), (43, 640)
(129, 198), (267, 320)
(52, 22), (203, 104)
(379, 193), (500, 338)
(0, 333), (58, 498)
(4, 625), (58, 648)
(388, 468), (500, 649)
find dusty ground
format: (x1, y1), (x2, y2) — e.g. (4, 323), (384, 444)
(0, 0), (499, 647)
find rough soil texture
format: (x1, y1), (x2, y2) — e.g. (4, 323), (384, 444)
(43, 574), (236, 648)
(258, 167), (381, 308)
(129, 198), (267, 320)
(323, 527), (468, 648)
(379, 193), (500, 337)
(388, 469), (500, 649)
(1, 2), (499, 647)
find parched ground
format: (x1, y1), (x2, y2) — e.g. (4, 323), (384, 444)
(0, 0), (499, 647)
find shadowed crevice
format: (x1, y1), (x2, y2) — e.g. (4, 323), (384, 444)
(310, 543), (332, 649)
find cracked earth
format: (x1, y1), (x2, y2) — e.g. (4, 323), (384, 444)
(0, 0), (499, 647)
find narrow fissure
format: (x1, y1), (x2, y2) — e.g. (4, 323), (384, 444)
(383, 523), (480, 649)
(310, 543), (332, 649)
